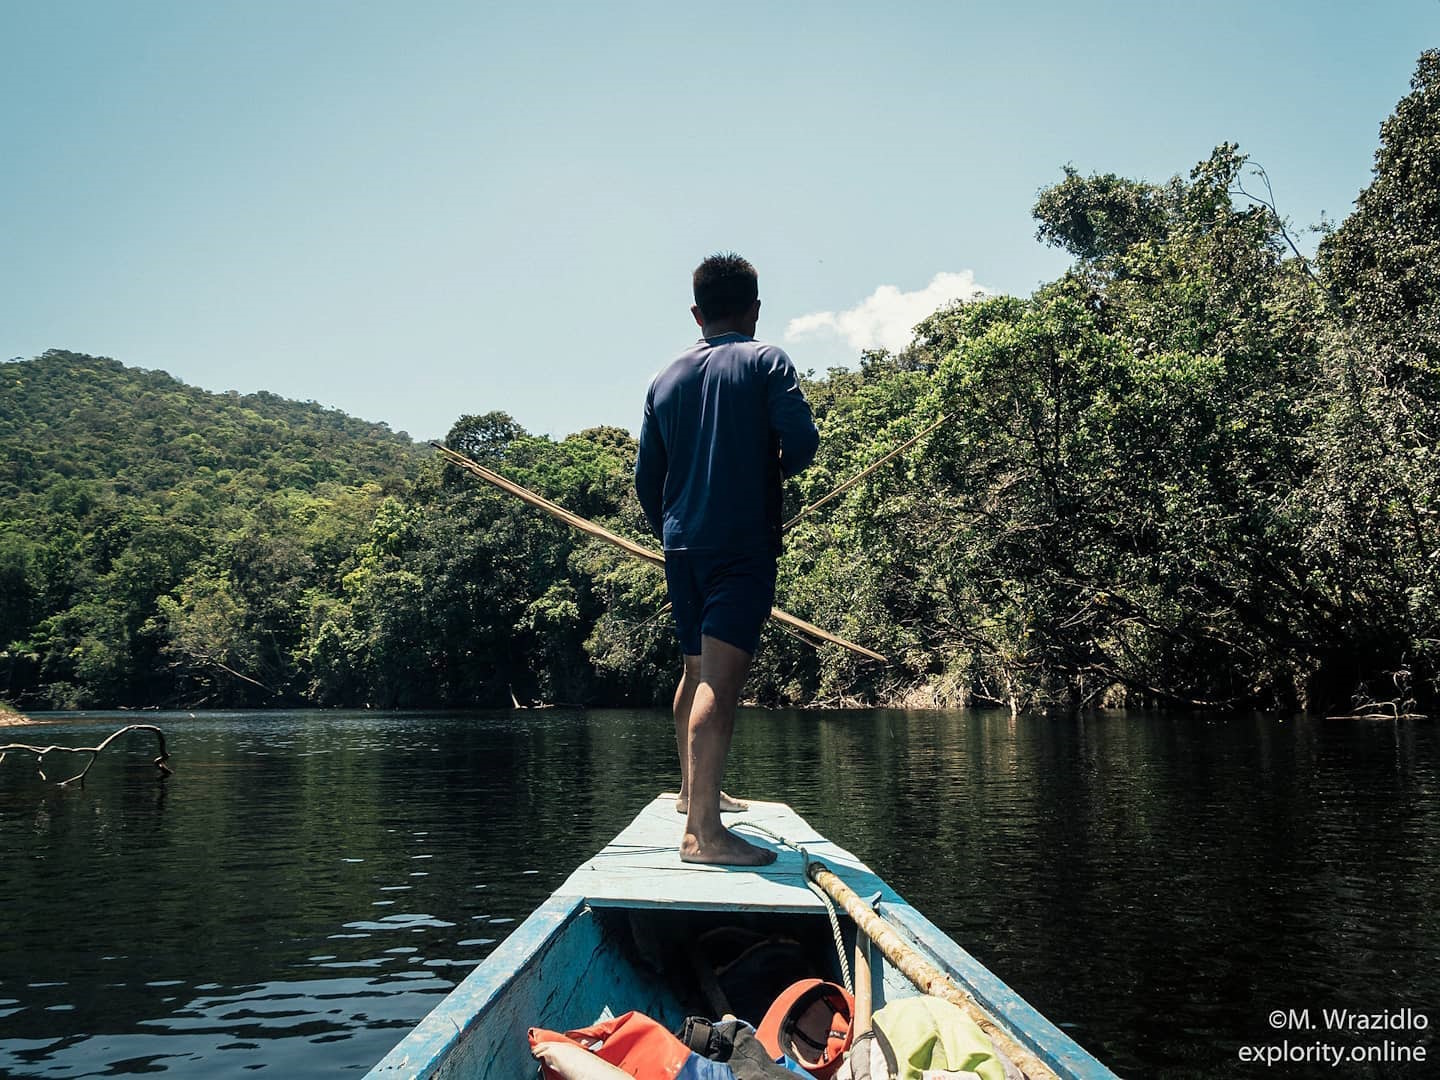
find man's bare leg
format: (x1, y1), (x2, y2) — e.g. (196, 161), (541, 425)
(673, 654), (748, 814)
(675, 792), (750, 814)
(672, 654), (700, 806)
(680, 635), (775, 866)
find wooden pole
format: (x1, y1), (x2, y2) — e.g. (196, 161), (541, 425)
(432, 444), (886, 663)
(782, 413), (951, 532)
(807, 862), (1060, 1080)
(853, 931), (874, 1037)
(434, 443), (664, 566)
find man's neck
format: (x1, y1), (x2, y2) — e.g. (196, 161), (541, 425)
(699, 321), (753, 339)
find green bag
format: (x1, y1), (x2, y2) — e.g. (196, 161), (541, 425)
(868, 996), (1007, 1080)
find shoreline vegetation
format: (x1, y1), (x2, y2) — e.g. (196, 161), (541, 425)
(2, 52), (1437, 718)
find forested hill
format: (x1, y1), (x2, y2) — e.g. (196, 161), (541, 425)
(0, 350), (655, 711)
(1, 350), (425, 707)
(2, 351), (419, 495)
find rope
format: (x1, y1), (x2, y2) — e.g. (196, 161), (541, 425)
(736, 822), (852, 995)
(809, 852), (855, 996)
(734, 821), (1061, 1080)
(806, 865), (1060, 1080)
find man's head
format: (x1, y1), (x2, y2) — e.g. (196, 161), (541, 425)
(692, 252), (760, 335)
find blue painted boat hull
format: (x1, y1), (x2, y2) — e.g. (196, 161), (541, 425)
(367, 797), (1117, 1079)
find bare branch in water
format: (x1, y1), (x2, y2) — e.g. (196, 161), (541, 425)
(0, 724), (173, 787)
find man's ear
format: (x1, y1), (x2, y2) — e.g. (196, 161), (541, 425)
(691, 304), (706, 328)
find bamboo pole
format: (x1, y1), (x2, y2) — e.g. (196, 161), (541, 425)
(807, 863), (1060, 1080)
(434, 443), (664, 566)
(782, 413), (951, 532)
(617, 415), (950, 651)
(432, 444), (886, 663)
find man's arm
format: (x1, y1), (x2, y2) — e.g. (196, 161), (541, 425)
(764, 348), (819, 478)
(634, 390), (667, 539)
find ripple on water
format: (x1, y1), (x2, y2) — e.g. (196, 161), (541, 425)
(0, 974), (453, 1078)
(342, 914), (457, 932)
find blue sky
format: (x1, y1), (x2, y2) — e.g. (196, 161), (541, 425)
(3, 2), (1435, 441)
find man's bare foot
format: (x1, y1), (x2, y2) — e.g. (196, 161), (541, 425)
(679, 828), (777, 866)
(675, 790), (749, 814)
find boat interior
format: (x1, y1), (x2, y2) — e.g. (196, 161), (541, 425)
(372, 799), (1108, 1080)
(438, 900), (903, 1080)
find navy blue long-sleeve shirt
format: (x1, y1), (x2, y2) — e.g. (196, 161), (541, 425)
(635, 333), (819, 555)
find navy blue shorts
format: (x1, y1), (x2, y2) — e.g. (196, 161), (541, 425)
(664, 549), (777, 657)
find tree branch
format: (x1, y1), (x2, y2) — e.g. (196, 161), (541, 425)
(0, 724), (173, 787)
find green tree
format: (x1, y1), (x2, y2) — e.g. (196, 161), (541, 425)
(1309, 49), (1440, 707)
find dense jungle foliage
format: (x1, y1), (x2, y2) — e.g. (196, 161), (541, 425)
(3, 52), (1437, 714)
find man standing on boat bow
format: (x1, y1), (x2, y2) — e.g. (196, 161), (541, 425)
(636, 253), (819, 867)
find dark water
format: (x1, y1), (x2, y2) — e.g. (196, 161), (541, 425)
(0, 709), (1436, 1079)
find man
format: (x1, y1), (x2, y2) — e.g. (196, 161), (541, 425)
(635, 253), (819, 866)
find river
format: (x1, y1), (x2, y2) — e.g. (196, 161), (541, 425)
(0, 708), (1435, 1078)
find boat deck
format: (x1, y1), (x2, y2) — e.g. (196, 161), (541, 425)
(558, 794), (902, 913)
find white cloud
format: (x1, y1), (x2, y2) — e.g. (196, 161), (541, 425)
(784, 271), (993, 354)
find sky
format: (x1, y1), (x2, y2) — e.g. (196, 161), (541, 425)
(3, 1), (1436, 442)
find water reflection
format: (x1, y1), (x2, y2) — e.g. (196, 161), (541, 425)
(0, 709), (1435, 1078)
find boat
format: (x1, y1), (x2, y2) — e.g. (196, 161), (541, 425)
(366, 795), (1118, 1079)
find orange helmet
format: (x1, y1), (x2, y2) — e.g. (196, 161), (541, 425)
(755, 979), (855, 1080)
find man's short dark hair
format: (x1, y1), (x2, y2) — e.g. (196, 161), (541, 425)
(692, 252), (759, 322)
